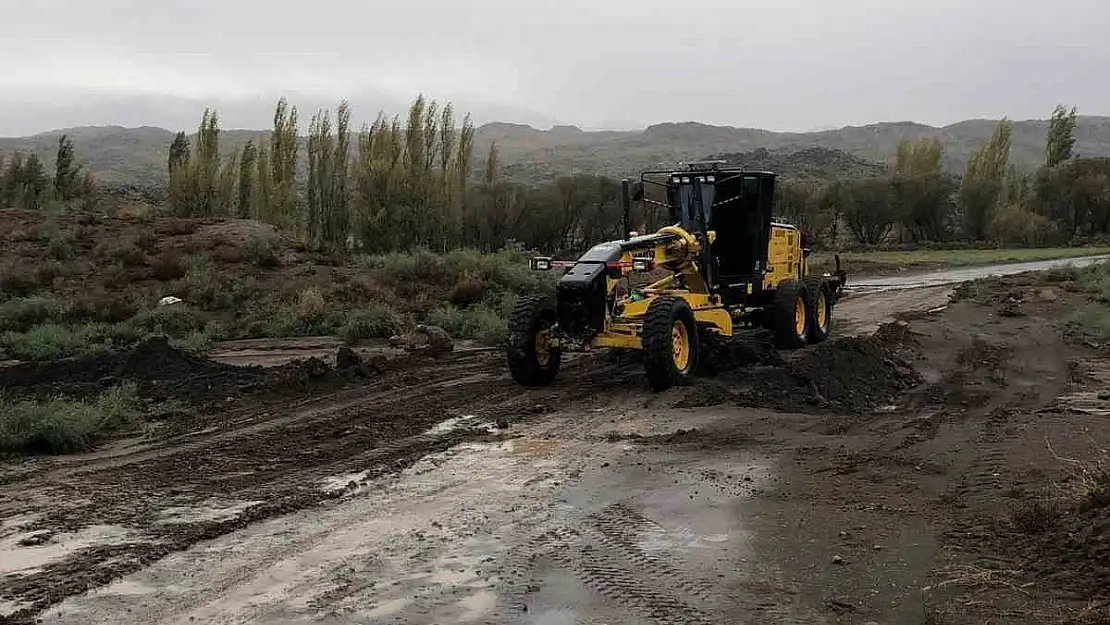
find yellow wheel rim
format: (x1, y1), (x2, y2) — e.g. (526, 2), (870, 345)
(794, 296), (806, 338)
(672, 321), (691, 371)
(816, 290), (828, 331)
(535, 328), (552, 367)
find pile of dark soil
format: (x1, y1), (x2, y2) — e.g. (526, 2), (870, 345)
(698, 335), (785, 374)
(633, 426), (754, 450)
(0, 337), (265, 402)
(784, 336), (922, 412)
(678, 336), (921, 414)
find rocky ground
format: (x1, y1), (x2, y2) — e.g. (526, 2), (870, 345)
(0, 267), (1108, 625)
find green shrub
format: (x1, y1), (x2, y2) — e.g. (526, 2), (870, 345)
(1072, 305), (1110, 340)
(80, 322), (144, 350)
(0, 297), (66, 332)
(170, 328), (218, 354)
(339, 305), (402, 344)
(244, 235), (280, 267)
(360, 247), (448, 286)
(257, 307), (344, 338)
(0, 383), (143, 455)
(1068, 261), (1110, 339)
(448, 271), (487, 307)
(0, 321), (148, 361)
(184, 254), (220, 305)
(0, 324), (94, 360)
(424, 305), (506, 345)
(126, 307), (207, 338)
(0, 266), (46, 298)
(48, 235), (75, 261)
(1074, 261), (1110, 300)
(294, 287), (328, 320)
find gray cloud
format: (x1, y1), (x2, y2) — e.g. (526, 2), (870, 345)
(2, 0), (1108, 135)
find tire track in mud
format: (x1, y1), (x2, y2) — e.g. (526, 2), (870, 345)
(583, 502), (717, 601)
(494, 502), (718, 625)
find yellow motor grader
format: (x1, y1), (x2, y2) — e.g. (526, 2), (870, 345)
(506, 162), (847, 391)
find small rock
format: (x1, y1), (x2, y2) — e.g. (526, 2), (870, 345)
(415, 324), (454, 355)
(1036, 288), (1059, 302)
(18, 530), (54, 547)
(1098, 390), (1110, 401)
(832, 555), (845, 565)
(873, 544), (883, 551)
(496, 417), (510, 429)
(301, 357), (329, 378)
(336, 346), (361, 369)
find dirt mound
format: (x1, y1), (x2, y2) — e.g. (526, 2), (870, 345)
(0, 337), (265, 402)
(633, 426), (754, 450)
(698, 336), (785, 374)
(785, 336), (921, 411)
(679, 336), (921, 414)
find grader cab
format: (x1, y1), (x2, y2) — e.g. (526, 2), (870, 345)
(506, 162), (847, 391)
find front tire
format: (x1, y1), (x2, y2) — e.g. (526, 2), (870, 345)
(507, 296), (561, 387)
(642, 296), (699, 392)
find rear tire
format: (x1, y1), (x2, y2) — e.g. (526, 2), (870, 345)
(772, 279), (812, 350)
(642, 296), (699, 392)
(805, 277), (832, 344)
(507, 295), (561, 387)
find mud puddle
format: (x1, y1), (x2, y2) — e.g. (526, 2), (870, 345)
(36, 406), (778, 625)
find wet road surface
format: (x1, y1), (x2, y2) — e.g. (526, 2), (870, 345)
(843, 254), (1110, 293)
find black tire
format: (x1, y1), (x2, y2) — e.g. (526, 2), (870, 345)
(805, 277), (832, 344)
(506, 295), (561, 387)
(771, 279), (811, 350)
(642, 296), (699, 392)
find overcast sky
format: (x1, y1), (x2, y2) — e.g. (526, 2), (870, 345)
(1, 0), (1107, 135)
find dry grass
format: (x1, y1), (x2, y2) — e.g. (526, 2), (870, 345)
(931, 564), (1034, 597)
(1061, 601), (1110, 625)
(1045, 433), (1110, 510)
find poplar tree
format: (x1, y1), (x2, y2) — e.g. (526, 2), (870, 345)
(960, 119), (1012, 240)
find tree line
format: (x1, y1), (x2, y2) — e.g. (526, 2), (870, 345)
(167, 95), (624, 254)
(6, 98), (1104, 254)
(774, 105), (1110, 247)
(0, 135), (95, 211)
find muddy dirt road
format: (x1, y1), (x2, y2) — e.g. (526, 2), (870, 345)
(3, 261), (1109, 625)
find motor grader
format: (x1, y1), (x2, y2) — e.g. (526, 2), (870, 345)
(506, 162), (847, 391)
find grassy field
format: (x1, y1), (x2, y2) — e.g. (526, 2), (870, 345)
(811, 246), (1110, 276)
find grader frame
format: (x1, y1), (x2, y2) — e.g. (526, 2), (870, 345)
(507, 163), (847, 391)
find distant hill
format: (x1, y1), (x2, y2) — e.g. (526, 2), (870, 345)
(713, 147), (889, 182)
(2, 116), (1110, 188)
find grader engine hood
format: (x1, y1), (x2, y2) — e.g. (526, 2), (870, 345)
(554, 242), (621, 338)
(552, 233), (679, 339)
